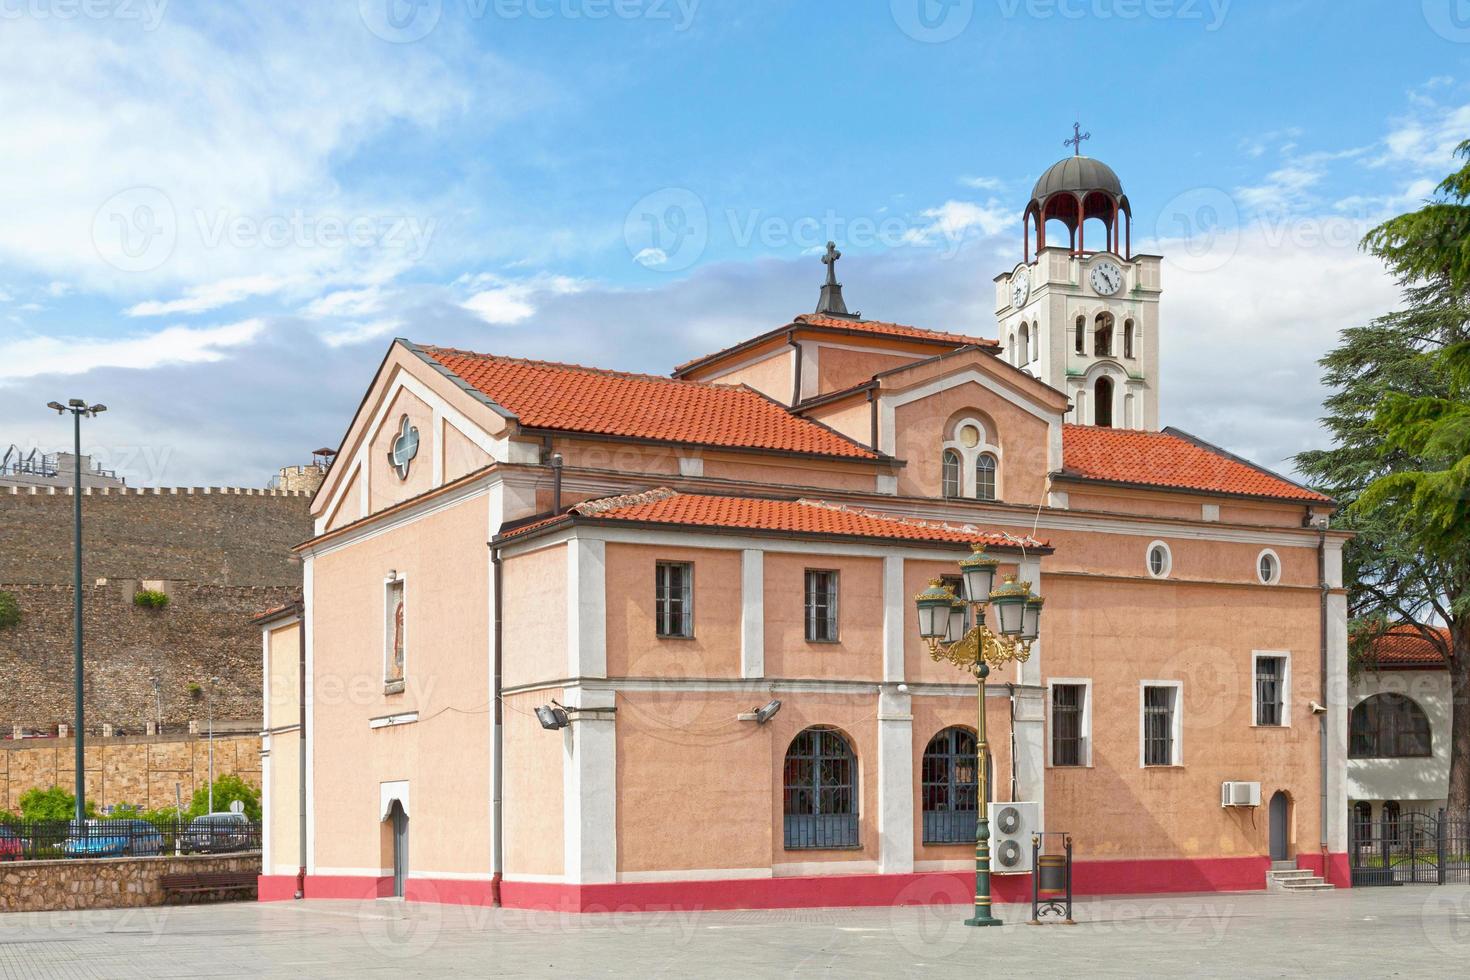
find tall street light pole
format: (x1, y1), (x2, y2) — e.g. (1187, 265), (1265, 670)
(47, 398), (107, 824)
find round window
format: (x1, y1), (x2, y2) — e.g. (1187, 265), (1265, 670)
(1146, 541), (1171, 578)
(1258, 550), (1280, 585)
(959, 425), (980, 448)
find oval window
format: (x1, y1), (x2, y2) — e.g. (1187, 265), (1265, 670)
(1146, 541), (1171, 578)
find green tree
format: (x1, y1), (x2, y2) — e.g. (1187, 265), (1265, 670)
(185, 774), (261, 821)
(1299, 141), (1470, 810)
(17, 787), (97, 822)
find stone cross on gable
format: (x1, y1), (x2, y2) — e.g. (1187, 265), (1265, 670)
(821, 241), (841, 286)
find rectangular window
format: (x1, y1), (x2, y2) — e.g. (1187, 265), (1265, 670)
(384, 576), (406, 691)
(804, 570), (839, 642)
(655, 561), (693, 638)
(1052, 684), (1085, 766)
(1254, 654), (1287, 726)
(1142, 684), (1179, 766)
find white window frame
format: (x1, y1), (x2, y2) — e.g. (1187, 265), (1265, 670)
(940, 416), (1003, 501)
(383, 571), (407, 691)
(1251, 650), (1291, 728)
(1047, 677), (1093, 768)
(1139, 679), (1183, 767)
(1256, 548), (1282, 585)
(1145, 540), (1172, 579)
(803, 568), (840, 643)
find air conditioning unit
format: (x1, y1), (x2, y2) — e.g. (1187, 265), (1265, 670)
(1221, 781), (1261, 807)
(988, 801), (1039, 874)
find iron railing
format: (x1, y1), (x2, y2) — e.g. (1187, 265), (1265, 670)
(0, 817), (261, 862)
(1349, 809), (1470, 886)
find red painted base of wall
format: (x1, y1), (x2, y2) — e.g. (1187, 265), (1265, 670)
(265, 853), (1350, 912)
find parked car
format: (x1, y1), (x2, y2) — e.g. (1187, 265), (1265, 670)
(0, 827), (21, 861)
(62, 819), (164, 858)
(180, 812), (253, 854)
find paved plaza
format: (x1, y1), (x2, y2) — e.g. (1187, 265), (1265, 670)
(0, 887), (1467, 977)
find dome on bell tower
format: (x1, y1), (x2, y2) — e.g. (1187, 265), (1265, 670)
(1029, 155), (1124, 203)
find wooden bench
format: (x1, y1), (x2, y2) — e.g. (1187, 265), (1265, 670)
(159, 871), (257, 900)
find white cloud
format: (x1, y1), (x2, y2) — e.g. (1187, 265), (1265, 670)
(302, 286), (389, 320)
(321, 318), (404, 349)
(460, 274), (586, 326)
(960, 176), (1003, 190)
(633, 247), (669, 267)
(125, 274), (300, 317)
(0, 320), (265, 381)
(902, 200), (1012, 247)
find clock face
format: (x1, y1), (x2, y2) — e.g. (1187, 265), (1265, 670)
(1089, 261), (1123, 296)
(1011, 268), (1030, 308)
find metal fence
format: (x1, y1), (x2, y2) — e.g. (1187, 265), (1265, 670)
(0, 818), (260, 862)
(1349, 809), (1470, 886)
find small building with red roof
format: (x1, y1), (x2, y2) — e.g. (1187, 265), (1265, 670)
(257, 151), (1354, 910)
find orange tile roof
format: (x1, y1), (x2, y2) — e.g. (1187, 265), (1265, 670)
(1060, 425), (1331, 503)
(415, 344), (879, 460)
(1366, 625), (1450, 668)
(672, 314), (997, 375)
(497, 488), (1048, 551)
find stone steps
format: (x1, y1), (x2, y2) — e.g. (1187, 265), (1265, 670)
(1267, 867), (1335, 891)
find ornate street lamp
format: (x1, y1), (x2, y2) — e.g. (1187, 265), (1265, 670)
(914, 543), (1043, 928)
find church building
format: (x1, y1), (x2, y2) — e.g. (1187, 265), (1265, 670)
(257, 148), (1352, 910)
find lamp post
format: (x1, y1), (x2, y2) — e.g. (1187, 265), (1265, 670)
(915, 544), (1043, 928)
(46, 398), (106, 823)
(207, 676), (220, 813)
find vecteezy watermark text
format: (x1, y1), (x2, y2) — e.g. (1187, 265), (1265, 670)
(0, 0), (167, 29)
(358, 0), (697, 43)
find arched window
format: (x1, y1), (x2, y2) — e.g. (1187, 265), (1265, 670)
(783, 727), (858, 849)
(1094, 313), (1114, 357)
(922, 726), (991, 843)
(941, 449), (961, 498)
(1383, 800), (1401, 843)
(1350, 694), (1431, 758)
(1123, 319), (1135, 359)
(974, 453), (997, 501)
(1017, 323), (1029, 366)
(1094, 377), (1114, 427)
(1074, 315), (1084, 354)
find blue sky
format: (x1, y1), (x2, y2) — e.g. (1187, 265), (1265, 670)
(0, 1), (1466, 486)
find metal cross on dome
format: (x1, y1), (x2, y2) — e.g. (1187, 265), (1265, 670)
(1064, 121), (1090, 156)
(821, 241), (841, 286)
(389, 414), (419, 480)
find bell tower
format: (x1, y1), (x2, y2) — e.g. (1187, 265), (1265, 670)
(994, 129), (1162, 430)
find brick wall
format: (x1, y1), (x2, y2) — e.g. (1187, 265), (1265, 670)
(0, 733), (259, 812)
(0, 488), (310, 730)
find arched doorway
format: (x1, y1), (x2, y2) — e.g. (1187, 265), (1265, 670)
(386, 800), (409, 897)
(1268, 791), (1290, 862)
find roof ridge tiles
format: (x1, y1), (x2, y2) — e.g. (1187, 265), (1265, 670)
(418, 344), (755, 393)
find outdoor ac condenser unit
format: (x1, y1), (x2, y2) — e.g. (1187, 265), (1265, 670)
(1220, 781), (1262, 807)
(988, 801), (1039, 874)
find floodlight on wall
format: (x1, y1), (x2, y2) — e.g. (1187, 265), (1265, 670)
(738, 699), (782, 724)
(536, 703), (570, 731)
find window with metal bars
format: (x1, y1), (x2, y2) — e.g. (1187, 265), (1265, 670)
(1349, 694), (1432, 758)
(1254, 656), (1285, 726)
(1052, 684), (1084, 766)
(804, 570), (839, 642)
(655, 561), (693, 638)
(783, 727), (858, 849)
(1143, 685), (1176, 766)
(921, 727), (991, 843)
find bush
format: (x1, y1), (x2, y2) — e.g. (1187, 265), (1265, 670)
(133, 589), (169, 610)
(17, 787), (97, 822)
(186, 774), (261, 821)
(0, 591), (18, 629)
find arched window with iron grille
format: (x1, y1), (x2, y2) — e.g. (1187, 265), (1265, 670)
(1350, 694), (1431, 758)
(783, 727), (858, 849)
(921, 726), (992, 844)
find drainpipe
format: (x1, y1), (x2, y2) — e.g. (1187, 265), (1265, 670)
(789, 331), (802, 405)
(1315, 515), (1329, 859)
(490, 548), (504, 906)
(550, 453), (563, 513)
(296, 599), (307, 900)
(866, 388), (878, 451)
(1007, 682), (1019, 802)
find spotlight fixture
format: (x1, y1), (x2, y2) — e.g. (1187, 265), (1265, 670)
(536, 702), (570, 731)
(738, 699), (783, 724)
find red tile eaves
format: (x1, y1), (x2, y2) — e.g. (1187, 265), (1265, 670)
(416, 345), (879, 460)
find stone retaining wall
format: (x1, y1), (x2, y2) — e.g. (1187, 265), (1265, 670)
(0, 851), (260, 912)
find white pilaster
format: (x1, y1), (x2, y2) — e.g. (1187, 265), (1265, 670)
(877, 686), (914, 875)
(741, 549), (764, 678)
(1325, 592), (1349, 853)
(1011, 688), (1046, 820)
(1017, 555), (1043, 687)
(882, 556), (905, 683)
(303, 555), (315, 876)
(566, 538), (607, 679)
(561, 688), (617, 884)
